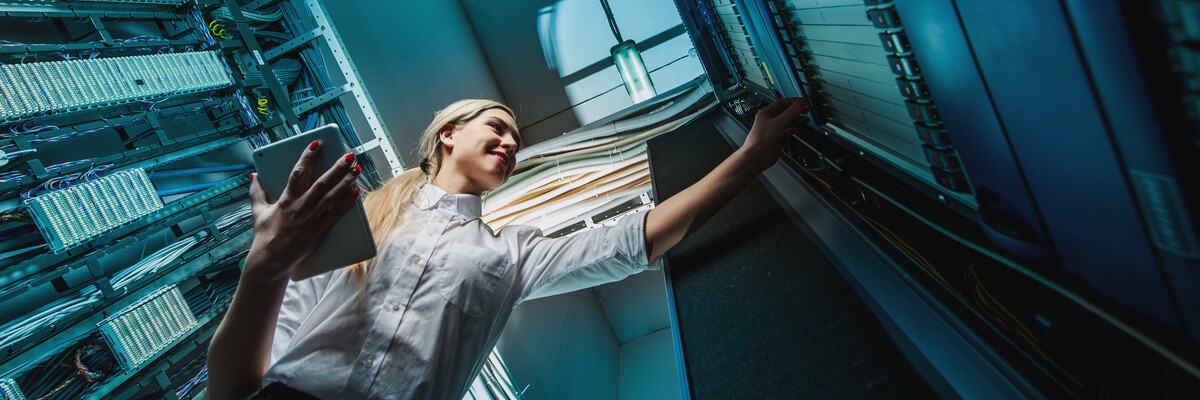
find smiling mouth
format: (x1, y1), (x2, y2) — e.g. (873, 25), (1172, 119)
(490, 152), (509, 168)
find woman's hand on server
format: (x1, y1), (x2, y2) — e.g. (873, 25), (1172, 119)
(742, 97), (810, 171)
(643, 97), (809, 262)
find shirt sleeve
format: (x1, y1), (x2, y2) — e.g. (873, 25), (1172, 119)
(269, 271), (333, 366)
(513, 210), (662, 304)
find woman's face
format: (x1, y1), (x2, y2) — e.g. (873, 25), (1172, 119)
(442, 108), (520, 191)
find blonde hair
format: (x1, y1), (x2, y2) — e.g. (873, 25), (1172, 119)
(347, 99), (515, 286)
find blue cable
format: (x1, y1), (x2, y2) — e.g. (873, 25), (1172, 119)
(151, 163), (253, 178)
(156, 182), (220, 197)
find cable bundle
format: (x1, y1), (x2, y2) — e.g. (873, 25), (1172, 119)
(10, 335), (117, 400)
(210, 6), (283, 23)
(482, 84), (715, 232)
(0, 203), (249, 352)
(173, 365), (206, 399)
(275, 1), (382, 188)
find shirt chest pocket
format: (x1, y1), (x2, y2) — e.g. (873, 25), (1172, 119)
(436, 244), (511, 318)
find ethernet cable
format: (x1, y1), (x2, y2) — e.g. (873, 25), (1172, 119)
(0, 203), (249, 351)
(174, 365), (207, 399)
(210, 6), (284, 22)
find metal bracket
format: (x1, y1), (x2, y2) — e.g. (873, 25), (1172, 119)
(243, 0), (280, 10)
(264, 27), (321, 61)
(146, 112), (172, 146)
(352, 138), (381, 155)
(222, 0), (301, 131)
(304, 0), (405, 176)
(293, 83), (351, 115)
(90, 16), (114, 44)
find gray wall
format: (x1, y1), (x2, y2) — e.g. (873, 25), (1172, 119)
(324, 0), (505, 166)
(460, 0), (582, 146)
(498, 269), (682, 400)
(497, 290), (620, 400)
(619, 329), (681, 400)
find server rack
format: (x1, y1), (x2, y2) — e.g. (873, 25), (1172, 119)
(671, 0), (1200, 397)
(0, 1), (398, 398)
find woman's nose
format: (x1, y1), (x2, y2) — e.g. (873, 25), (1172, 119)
(500, 135), (518, 152)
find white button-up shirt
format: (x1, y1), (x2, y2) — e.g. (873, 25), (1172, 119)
(263, 183), (659, 399)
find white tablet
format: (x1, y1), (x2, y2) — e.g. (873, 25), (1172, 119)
(252, 124), (376, 281)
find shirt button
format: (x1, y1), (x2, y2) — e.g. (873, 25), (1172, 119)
(409, 255), (420, 264)
(390, 300), (401, 311)
(364, 355), (375, 368)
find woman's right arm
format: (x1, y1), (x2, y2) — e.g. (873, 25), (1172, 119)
(206, 142), (361, 400)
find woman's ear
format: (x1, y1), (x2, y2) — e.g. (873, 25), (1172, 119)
(438, 123), (456, 149)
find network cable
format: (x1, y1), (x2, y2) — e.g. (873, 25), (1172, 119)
(0, 203), (250, 351)
(277, 1), (382, 188)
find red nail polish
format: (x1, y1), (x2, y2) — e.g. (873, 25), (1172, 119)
(352, 164), (362, 175)
(309, 141), (320, 151)
(249, 172), (255, 180)
(344, 153), (355, 164)
(351, 188), (361, 197)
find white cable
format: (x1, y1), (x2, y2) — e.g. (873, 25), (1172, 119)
(516, 83), (708, 160)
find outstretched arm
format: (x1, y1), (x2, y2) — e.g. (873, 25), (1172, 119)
(644, 98), (808, 262)
(207, 143), (361, 400)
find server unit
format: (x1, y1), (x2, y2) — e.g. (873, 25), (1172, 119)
(663, 0), (1200, 397)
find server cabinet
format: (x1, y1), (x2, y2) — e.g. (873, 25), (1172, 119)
(667, 0), (1200, 397)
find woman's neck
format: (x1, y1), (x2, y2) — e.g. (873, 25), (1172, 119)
(430, 167), (484, 196)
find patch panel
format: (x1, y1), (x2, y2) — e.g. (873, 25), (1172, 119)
(78, 0), (188, 4)
(0, 379), (26, 400)
(25, 168), (163, 252)
(10, 0), (186, 4)
(98, 285), (197, 370)
(0, 51), (231, 122)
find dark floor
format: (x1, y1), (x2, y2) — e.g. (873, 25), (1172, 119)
(648, 114), (937, 399)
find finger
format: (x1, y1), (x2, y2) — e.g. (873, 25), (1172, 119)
(318, 185), (362, 230)
(314, 162), (361, 214)
(248, 172), (267, 214)
(283, 141), (322, 202)
(299, 152), (356, 211)
(778, 98), (810, 123)
(757, 98), (795, 118)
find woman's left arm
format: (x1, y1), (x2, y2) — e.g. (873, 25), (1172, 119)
(644, 98), (808, 261)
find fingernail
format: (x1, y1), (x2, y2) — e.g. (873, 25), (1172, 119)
(309, 141), (320, 151)
(343, 153), (355, 164)
(352, 164), (362, 175)
(249, 172), (255, 180)
(351, 188), (361, 197)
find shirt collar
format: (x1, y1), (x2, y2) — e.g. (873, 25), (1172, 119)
(414, 183), (482, 219)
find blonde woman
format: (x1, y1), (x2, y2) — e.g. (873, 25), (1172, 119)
(207, 97), (809, 399)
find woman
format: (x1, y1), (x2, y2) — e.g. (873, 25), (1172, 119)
(208, 97), (808, 399)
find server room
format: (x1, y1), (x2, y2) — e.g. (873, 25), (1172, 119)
(1, 0), (1199, 399)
